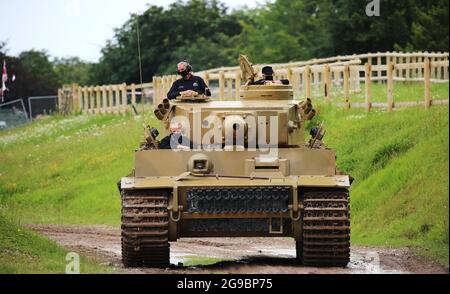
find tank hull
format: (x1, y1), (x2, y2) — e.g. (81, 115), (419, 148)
(119, 148), (351, 267)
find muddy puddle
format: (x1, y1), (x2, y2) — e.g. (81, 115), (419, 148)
(27, 225), (448, 274)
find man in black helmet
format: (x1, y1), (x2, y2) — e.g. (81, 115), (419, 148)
(252, 66), (290, 85)
(167, 61), (211, 100)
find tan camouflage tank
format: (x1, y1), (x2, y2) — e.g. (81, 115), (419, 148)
(118, 55), (351, 268)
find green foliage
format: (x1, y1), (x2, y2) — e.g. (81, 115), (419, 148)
(0, 49), (59, 101)
(238, 0), (334, 63)
(17, 50), (59, 95)
(0, 45), (93, 102)
(53, 57), (94, 86)
(92, 0), (245, 84)
(408, 0), (449, 52)
(90, 0), (449, 84)
(0, 113), (157, 225)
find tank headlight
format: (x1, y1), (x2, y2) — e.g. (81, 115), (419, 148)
(188, 154), (213, 175)
(194, 160), (206, 170)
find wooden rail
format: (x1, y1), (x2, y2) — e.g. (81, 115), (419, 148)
(58, 51), (449, 115)
(58, 82), (153, 115)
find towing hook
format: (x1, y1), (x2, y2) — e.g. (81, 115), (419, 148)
(288, 204), (302, 221)
(169, 205), (183, 222)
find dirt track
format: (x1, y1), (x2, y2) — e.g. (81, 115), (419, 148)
(28, 225), (448, 274)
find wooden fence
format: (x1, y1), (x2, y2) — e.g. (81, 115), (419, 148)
(58, 82), (153, 115)
(152, 51), (449, 111)
(59, 51), (449, 114)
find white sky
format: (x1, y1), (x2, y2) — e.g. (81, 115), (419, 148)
(0, 0), (262, 62)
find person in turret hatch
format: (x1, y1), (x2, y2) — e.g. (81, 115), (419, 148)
(252, 66), (290, 85)
(167, 61), (211, 100)
(159, 122), (193, 150)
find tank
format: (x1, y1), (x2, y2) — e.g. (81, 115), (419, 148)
(118, 55), (352, 268)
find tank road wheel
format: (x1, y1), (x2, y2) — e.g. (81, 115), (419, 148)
(121, 189), (170, 268)
(300, 188), (350, 267)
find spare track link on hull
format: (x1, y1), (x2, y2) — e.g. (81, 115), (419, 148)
(298, 188), (350, 267)
(121, 189), (170, 268)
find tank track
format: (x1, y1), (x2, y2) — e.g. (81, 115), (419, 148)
(121, 189), (170, 268)
(298, 188), (350, 267)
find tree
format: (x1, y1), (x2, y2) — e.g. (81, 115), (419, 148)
(328, 0), (416, 55)
(0, 47), (59, 104)
(91, 0), (246, 84)
(408, 0), (449, 52)
(17, 50), (59, 97)
(53, 57), (93, 86)
(239, 0), (335, 63)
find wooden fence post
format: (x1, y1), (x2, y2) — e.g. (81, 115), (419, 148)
(292, 70), (301, 98)
(344, 64), (350, 110)
(101, 86), (107, 114)
(121, 83), (128, 115)
(227, 78), (233, 99)
(415, 55), (420, 78)
(442, 57), (448, 80)
(152, 77), (157, 108)
(107, 86), (113, 114)
(430, 57), (436, 79)
(155, 77), (161, 107)
(89, 86), (95, 114)
(323, 64), (331, 101)
(131, 83), (136, 107)
(377, 53), (382, 83)
(287, 68), (293, 84)
(204, 72), (210, 86)
(57, 88), (63, 113)
(95, 86), (101, 114)
(158, 77), (164, 105)
(305, 66), (311, 99)
(387, 62), (394, 112)
(153, 78), (158, 107)
(406, 56), (411, 79)
(419, 53), (426, 78)
(114, 85), (120, 114)
(83, 87), (88, 114)
(424, 58), (431, 109)
(235, 71), (241, 100)
(312, 70), (319, 93)
(219, 70), (225, 100)
(364, 63), (372, 112)
(77, 86), (83, 113)
(161, 76), (167, 103)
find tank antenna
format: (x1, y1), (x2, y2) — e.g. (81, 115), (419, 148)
(135, 14), (144, 114)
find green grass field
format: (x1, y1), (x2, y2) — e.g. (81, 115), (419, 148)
(0, 114), (148, 225)
(313, 80), (449, 103)
(0, 215), (111, 273)
(0, 83), (448, 272)
(310, 103), (449, 265)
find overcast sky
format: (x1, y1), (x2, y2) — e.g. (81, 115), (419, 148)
(0, 0), (262, 62)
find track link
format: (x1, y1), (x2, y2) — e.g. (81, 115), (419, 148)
(121, 189), (170, 268)
(298, 188), (350, 267)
